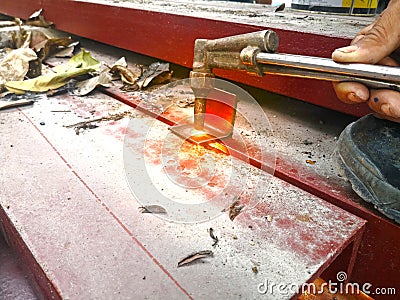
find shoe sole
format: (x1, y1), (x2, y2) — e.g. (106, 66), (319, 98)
(335, 126), (400, 224)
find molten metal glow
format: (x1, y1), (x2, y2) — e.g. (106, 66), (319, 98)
(206, 142), (229, 155)
(187, 131), (229, 155)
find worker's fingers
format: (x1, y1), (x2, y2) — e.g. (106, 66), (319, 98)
(332, 56), (399, 105)
(349, 22), (375, 45)
(332, 82), (369, 104)
(332, 2), (400, 64)
(368, 89), (400, 122)
(378, 56), (400, 67)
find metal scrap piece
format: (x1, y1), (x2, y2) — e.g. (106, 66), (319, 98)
(177, 250), (213, 268)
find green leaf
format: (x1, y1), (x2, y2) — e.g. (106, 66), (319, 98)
(5, 49), (100, 94)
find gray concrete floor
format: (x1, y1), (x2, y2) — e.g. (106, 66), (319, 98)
(0, 233), (37, 300)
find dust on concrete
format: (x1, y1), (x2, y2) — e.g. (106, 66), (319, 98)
(90, 0), (374, 38)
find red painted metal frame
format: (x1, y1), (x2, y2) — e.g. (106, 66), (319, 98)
(0, 208), (61, 300)
(0, 98), (366, 300)
(102, 87), (400, 297)
(0, 0), (371, 118)
(1, 0), (399, 296)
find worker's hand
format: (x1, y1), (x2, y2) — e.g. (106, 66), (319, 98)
(331, 0), (400, 122)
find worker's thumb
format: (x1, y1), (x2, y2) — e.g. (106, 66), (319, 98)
(332, 2), (400, 64)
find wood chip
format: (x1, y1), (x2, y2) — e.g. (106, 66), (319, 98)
(0, 99), (33, 110)
(177, 250), (213, 267)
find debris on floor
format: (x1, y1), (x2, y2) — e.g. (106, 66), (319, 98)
(138, 205), (167, 214)
(137, 62), (171, 89)
(25, 9), (53, 28)
(64, 110), (133, 135)
(5, 49), (100, 94)
(0, 98), (33, 110)
(110, 56), (142, 87)
(72, 69), (112, 96)
(0, 48), (37, 84)
(228, 197), (245, 221)
(0, 12), (174, 110)
(0, 92), (45, 110)
(177, 250), (213, 268)
(208, 227), (219, 246)
(306, 159), (316, 165)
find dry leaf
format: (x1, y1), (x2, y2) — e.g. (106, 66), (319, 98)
(137, 62), (170, 89)
(112, 57), (128, 68)
(54, 42), (78, 58)
(72, 71), (112, 96)
(138, 205), (167, 214)
(177, 250), (213, 267)
(0, 48), (37, 85)
(11, 19), (30, 49)
(0, 21), (17, 28)
(5, 50), (99, 94)
(29, 9), (43, 19)
(33, 36), (75, 61)
(26, 9), (53, 27)
(229, 197), (245, 221)
(150, 70), (173, 85)
(110, 65), (141, 85)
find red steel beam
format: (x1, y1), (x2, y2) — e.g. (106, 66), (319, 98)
(1, 0), (399, 296)
(0, 0), (371, 117)
(103, 87), (400, 297)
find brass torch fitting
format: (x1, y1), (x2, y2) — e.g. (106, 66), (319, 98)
(190, 71), (215, 130)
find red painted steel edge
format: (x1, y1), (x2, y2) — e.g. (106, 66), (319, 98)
(0, 0), (371, 117)
(0, 207), (62, 300)
(1, 0), (399, 295)
(103, 87), (400, 297)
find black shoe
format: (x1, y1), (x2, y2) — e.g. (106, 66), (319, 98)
(335, 114), (400, 223)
